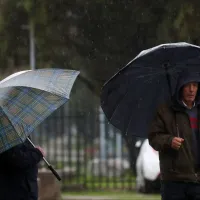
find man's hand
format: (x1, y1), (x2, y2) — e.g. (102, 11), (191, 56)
(35, 146), (45, 157)
(171, 137), (184, 150)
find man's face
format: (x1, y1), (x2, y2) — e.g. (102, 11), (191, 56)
(182, 82), (198, 103)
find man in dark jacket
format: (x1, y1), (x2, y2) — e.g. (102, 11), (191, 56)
(148, 70), (200, 200)
(0, 139), (44, 200)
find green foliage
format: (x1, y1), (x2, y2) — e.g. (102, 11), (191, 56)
(0, 0), (200, 93)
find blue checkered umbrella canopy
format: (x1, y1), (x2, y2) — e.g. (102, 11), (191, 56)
(0, 68), (79, 153)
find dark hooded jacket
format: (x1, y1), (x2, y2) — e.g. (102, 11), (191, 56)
(0, 139), (43, 200)
(148, 70), (200, 182)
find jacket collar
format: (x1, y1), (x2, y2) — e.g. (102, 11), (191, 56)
(182, 100), (196, 109)
(170, 99), (199, 112)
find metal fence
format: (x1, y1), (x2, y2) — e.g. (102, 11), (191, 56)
(32, 86), (135, 191)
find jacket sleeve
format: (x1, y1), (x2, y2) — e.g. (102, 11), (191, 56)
(148, 108), (174, 151)
(3, 144), (43, 170)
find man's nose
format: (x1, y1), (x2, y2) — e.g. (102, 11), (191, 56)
(189, 86), (195, 92)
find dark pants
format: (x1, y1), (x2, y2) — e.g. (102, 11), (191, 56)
(161, 181), (200, 200)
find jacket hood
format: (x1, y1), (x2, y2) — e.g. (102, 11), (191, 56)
(174, 70), (200, 106)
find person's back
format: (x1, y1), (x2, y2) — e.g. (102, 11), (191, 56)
(0, 140), (43, 200)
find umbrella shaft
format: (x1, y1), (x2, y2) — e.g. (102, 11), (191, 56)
(27, 137), (35, 147)
(42, 157), (50, 166)
(27, 137), (61, 181)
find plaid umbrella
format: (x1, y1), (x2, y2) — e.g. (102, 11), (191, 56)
(0, 68), (79, 180)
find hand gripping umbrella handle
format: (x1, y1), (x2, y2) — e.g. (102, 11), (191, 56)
(27, 138), (61, 181)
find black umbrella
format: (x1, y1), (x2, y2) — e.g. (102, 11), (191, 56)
(101, 42), (200, 138)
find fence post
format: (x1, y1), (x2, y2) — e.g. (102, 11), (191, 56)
(116, 132), (122, 158)
(99, 107), (106, 159)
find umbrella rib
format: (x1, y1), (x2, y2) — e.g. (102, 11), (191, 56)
(125, 104), (137, 136)
(109, 83), (131, 122)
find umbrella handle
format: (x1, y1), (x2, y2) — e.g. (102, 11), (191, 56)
(42, 157), (62, 181)
(47, 164), (61, 181)
(27, 138), (61, 181)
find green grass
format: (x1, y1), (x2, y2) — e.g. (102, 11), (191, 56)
(63, 174), (136, 190)
(85, 181), (135, 189)
(63, 191), (161, 200)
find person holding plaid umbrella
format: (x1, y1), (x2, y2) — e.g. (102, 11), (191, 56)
(0, 68), (79, 200)
(0, 139), (45, 200)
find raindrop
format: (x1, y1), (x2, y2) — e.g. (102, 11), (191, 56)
(67, 10), (72, 17)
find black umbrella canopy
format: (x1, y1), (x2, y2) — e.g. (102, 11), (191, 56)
(101, 42), (200, 138)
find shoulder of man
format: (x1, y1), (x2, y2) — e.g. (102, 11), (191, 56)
(155, 102), (175, 119)
(157, 102), (171, 112)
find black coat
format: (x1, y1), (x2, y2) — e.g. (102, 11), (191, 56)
(0, 139), (43, 200)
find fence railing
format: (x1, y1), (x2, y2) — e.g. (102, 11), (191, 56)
(32, 105), (135, 191)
